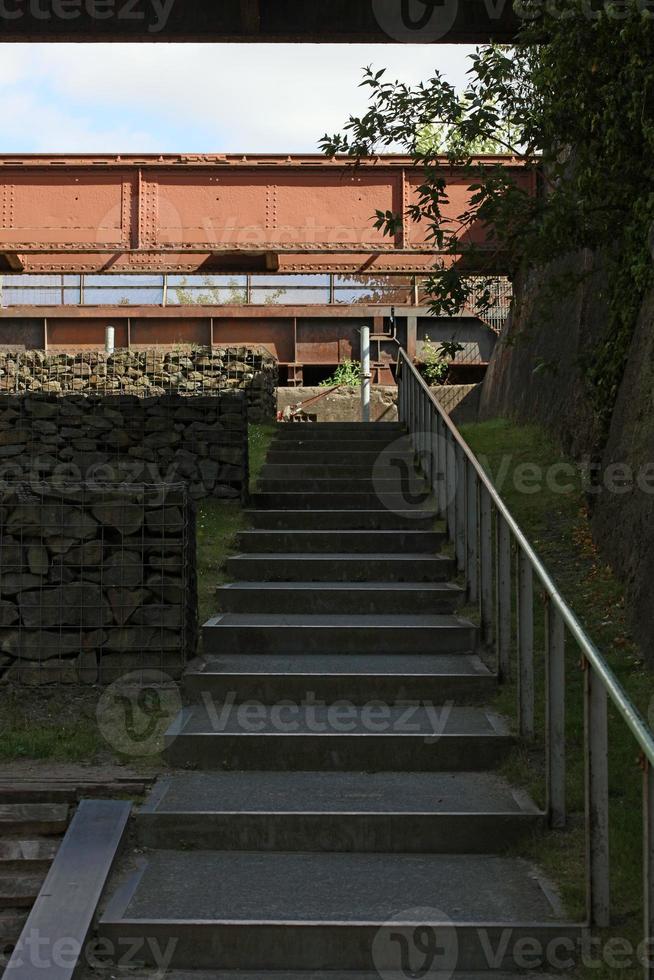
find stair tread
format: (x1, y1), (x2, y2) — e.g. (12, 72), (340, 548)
(207, 614), (474, 628)
(175, 704), (507, 737)
(216, 581), (462, 593)
(144, 771), (536, 815)
(230, 553), (452, 561)
(119, 851), (563, 923)
(195, 652), (489, 675)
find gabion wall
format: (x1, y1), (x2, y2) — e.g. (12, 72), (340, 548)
(0, 390), (248, 501)
(0, 482), (197, 686)
(0, 346), (278, 423)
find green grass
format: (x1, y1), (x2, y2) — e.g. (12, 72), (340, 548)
(461, 418), (652, 974)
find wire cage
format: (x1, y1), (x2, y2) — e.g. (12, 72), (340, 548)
(0, 481), (197, 686)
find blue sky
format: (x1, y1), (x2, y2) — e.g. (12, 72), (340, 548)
(0, 44), (474, 152)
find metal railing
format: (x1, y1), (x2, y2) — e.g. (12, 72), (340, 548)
(397, 347), (654, 959)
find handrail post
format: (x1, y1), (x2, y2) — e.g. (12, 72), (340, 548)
(436, 414), (446, 519)
(517, 551), (535, 738)
(585, 659), (610, 928)
(546, 601), (566, 829)
(496, 515), (512, 682)
(644, 762), (654, 980)
(479, 487), (493, 649)
(466, 461), (479, 603)
(446, 430), (456, 546)
(455, 444), (466, 573)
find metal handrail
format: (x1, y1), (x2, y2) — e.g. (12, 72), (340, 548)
(397, 346), (654, 954)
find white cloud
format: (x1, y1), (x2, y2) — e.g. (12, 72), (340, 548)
(0, 43), (475, 152)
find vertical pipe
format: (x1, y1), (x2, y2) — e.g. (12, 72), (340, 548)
(644, 763), (654, 980)
(455, 444), (466, 573)
(436, 415), (447, 519)
(105, 325), (115, 354)
(517, 552), (535, 738)
(585, 661), (610, 927)
(466, 461), (479, 603)
(79, 273), (85, 306)
(546, 602), (566, 829)
(446, 431), (456, 545)
(361, 324), (371, 424)
(480, 489), (493, 648)
(496, 515), (512, 681)
(162, 273), (168, 307)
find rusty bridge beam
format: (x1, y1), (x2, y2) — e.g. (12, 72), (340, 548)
(0, 0), (521, 44)
(0, 154), (536, 275)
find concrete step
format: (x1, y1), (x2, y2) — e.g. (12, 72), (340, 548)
(274, 423), (407, 432)
(184, 652), (495, 704)
(269, 441), (415, 456)
(260, 463), (418, 479)
(164, 704), (511, 771)
(235, 530), (446, 554)
(99, 851), (576, 971)
(137, 771), (544, 853)
(245, 509), (440, 530)
(272, 424), (406, 440)
(257, 478), (429, 494)
(70, 973), (571, 980)
(225, 553), (456, 582)
(203, 614), (477, 656)
(214, 581), (464, 615)
(250, 493), (435, 510)
(265, 450), (407, 465)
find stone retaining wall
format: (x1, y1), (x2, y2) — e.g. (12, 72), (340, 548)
(277, 385), (481, 425)
(0, 482), (197, 686)
(0, 346), (278, 423)
(0, 390), (248, 501)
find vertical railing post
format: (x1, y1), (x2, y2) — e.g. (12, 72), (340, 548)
(517, 551), (535, 738)
(546, 601), (566, 829)
(435, 414), (446, 519)
(445, 431), (456, 545)
(644, 762), (654, 980)
(585, 660), (610, 928)
(496, 515), (512, 681)
(455, 444), (466, 573)
(480, 488), (493, 649)
(466, 461), (479, 603)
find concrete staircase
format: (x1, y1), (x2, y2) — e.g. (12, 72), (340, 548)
(98, 422), (579, 977)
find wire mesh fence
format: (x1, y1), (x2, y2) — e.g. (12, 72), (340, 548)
(0, 481), (197, 686)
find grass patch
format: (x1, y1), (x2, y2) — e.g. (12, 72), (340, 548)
(461, 418), (652, 972)
(0, 687), (106, 762)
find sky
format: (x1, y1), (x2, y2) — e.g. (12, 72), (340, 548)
(0, 43), (474, 153)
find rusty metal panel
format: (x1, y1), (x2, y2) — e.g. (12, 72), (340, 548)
(129, 318), (211, 347)
(295, 318), (359, 364)
(46, 318), (129, 349)
(212, 318), (295, 363)
(0, 318), (45, 350)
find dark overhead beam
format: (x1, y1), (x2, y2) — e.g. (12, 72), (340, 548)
(0, 0), (521, 44)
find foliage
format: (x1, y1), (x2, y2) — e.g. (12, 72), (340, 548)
(420, 336), (464, 385)
(320, 3), (654, 432)
(319, 359), (362, 387)
(174, 277), (284, 306)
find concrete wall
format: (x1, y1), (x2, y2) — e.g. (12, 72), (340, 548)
(277, 384), (481, 425)
(479, 250), (654, 661)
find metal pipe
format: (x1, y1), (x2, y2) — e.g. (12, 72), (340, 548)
(644, 763), (654, 980)
(496, 514), (512, 682)
(547, 601), (566, 829)
(455, 445), (466, 573)
(480, 488), (493, 648)
(585, 661), (610, 927)
(466, 461), (479, 603)
(517, 552), (535, 738)
(105, 325), (115, 354)
(361, 324), (371, 423)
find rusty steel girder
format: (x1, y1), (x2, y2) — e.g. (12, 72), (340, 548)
(0, 154), (536, 276)
(0, 0), (521, 44)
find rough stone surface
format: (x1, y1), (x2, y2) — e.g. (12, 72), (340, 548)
(277, 384), (481, 425)
(0, 484), (197, 684)
(479, 249), (654, 662)
(0, 388), (250, 502)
